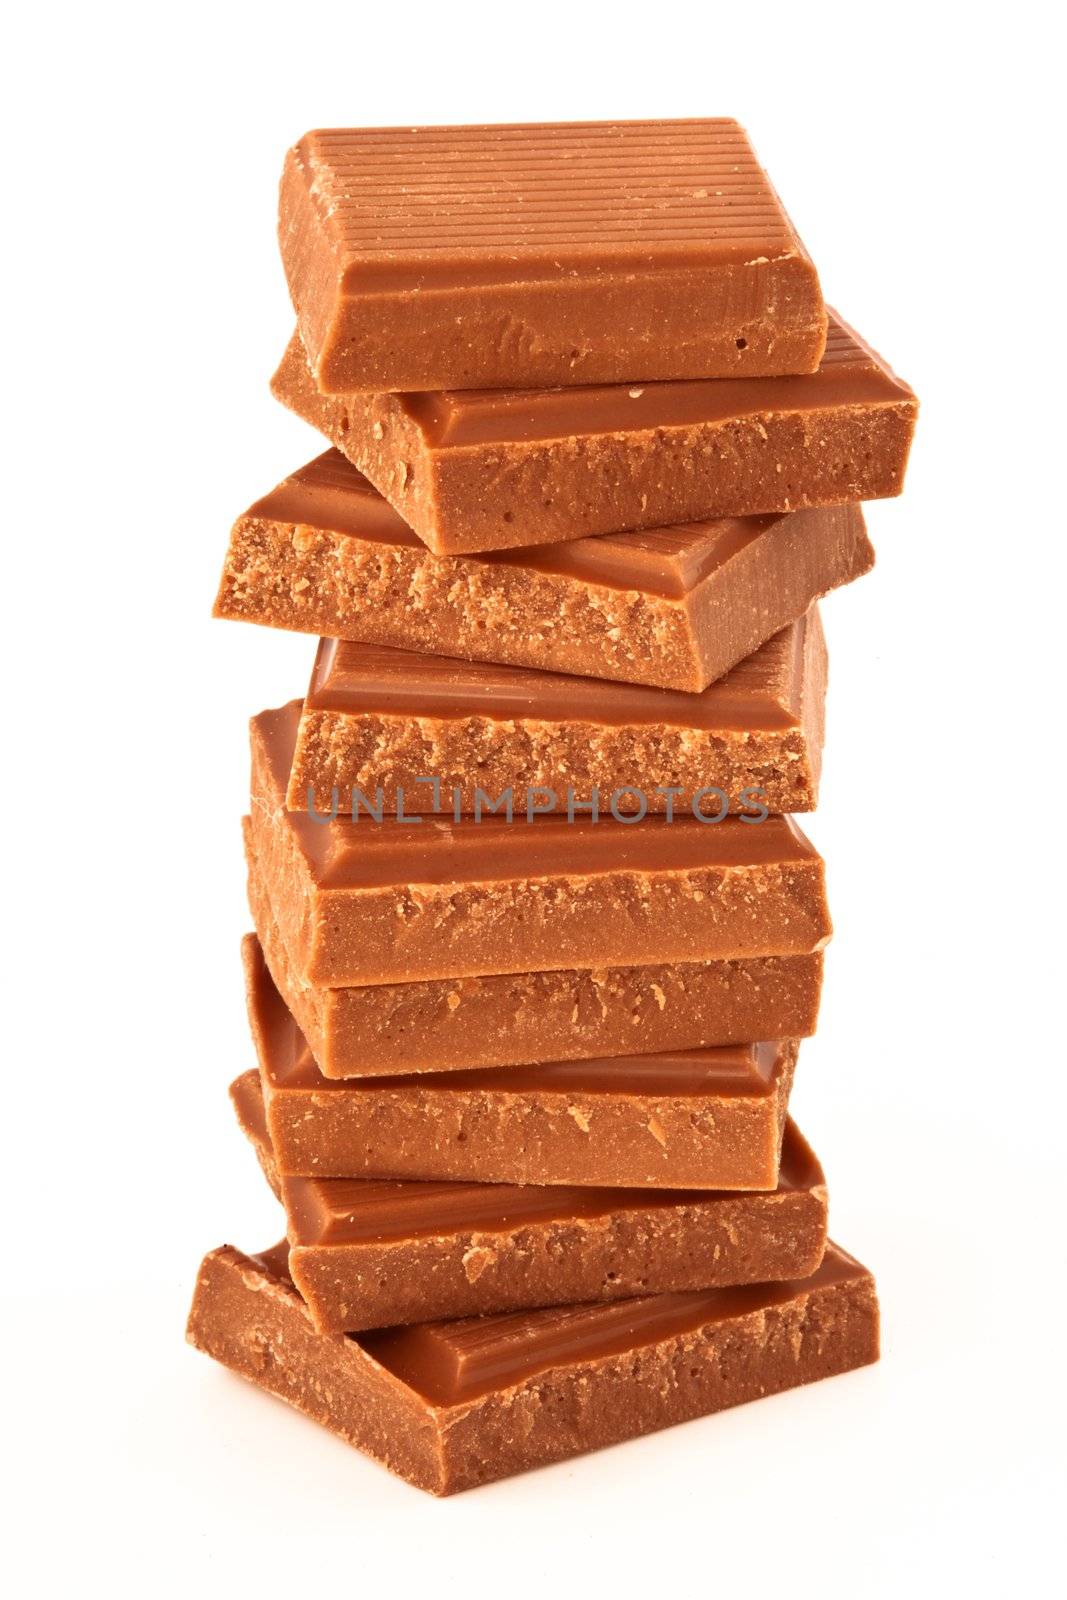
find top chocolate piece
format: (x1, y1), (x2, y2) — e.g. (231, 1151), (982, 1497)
(280, 120), (827, 393)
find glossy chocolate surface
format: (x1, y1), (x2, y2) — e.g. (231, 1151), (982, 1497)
(398, 317), (909, 449)
(361, 1242), (863, 1404)
(281, 1123), (820, 1249)
(305, 619), (806, 733)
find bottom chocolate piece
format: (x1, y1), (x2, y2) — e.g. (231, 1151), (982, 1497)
(187, 1240), (878, 1495)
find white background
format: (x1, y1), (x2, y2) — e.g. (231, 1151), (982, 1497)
(4, 3), (1064, 1595)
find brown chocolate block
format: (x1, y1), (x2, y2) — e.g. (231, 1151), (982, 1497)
(214, 450), (873, 692)
(233, 1079), (826, 1330)
(271, 313), (916, 554)
(280, 120), (826, 393)
(245, 830), (825, 1076)
(287, 609), (826, 819)
(235, 934), (802, 1188)
(250, 701), (831, 988)
(232, 1068), (281, 1197)
(186, 1239), (877, 1494)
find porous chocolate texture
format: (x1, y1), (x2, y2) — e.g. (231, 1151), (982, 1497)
(245, 827), (825, 1077)
(215, 449), (873, 691)
(287, 608), (827, 817)
(186, 1240), (878, 1494)
(231, 1062), (828, 1330)
(248, 701), (832, 989)
(235, 933), (804, 1190)
(271, 313), (916, 554)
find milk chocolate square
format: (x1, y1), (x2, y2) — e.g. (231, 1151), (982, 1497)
(187, 1240), (878, 1494)
(280, 119), (826, 392)
(215, 450), (873, 691)
(287, 609), (827, 818)
(272, 312), (916, 553)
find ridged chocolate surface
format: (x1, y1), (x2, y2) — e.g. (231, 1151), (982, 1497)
(293, 120), (804, 289)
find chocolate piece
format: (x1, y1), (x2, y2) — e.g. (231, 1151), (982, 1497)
(186, 1239), (877, 1494)
(272, 314), (916, 554)
(233, 1076), (826, 1329)
(250, 701), (831, 987)
(287, 610), (826, 818)
(280, 120), (826, 394)
(215, 450), (874, 693)
(236, 933), (801, 1187)
(230, 1067), (281, 1197)
(246, 832), (824, 1076)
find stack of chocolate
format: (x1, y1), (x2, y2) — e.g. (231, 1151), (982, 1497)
(188, 119), (917, 1495)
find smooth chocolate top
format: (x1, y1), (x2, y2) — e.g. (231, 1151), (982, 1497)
(359, 1242), (863, 1404)
(247, 448), (787, 602)
(306, 621), (807, 732)
(246, 932), (788, 1099)
(290, 121), (810, 292)
(396, 315), (912, 448)
(256, 700), (821, 890)
(282, 1122), (821, 1251)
